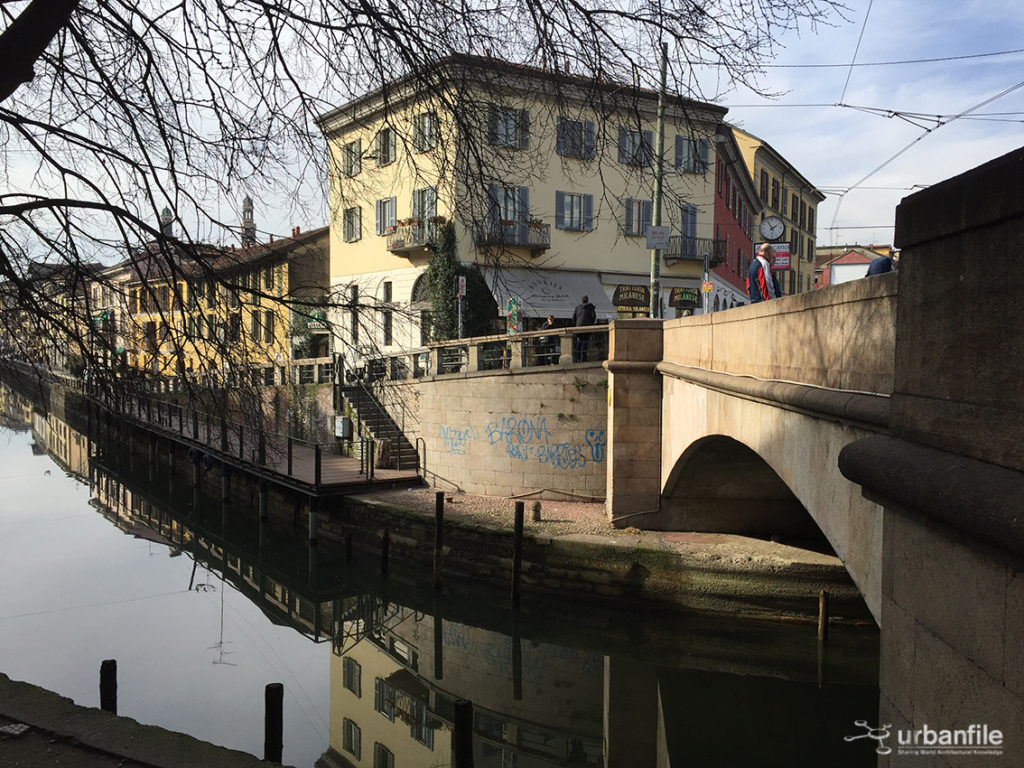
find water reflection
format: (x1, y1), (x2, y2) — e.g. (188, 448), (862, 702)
(0, 376), (880, 766)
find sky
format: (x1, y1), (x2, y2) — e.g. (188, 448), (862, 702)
(720, 0), (1024, 248)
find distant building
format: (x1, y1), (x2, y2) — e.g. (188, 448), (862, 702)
(814, 244), (895, 288)
(731, 127), (824, 297)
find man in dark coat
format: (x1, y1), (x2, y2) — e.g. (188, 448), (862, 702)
(747, 243), (782, 303)
(866, 255), (893, 276)
(572, 295), (597, 362)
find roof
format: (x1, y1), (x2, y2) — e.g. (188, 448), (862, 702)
(318, 53), (728, 135)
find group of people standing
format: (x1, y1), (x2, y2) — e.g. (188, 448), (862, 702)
(536, 294), (597, 365)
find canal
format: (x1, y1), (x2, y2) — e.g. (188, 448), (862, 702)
(0, 383), (881, 767)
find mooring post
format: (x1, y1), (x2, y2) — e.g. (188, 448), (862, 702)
(100, 659), (117, 715)
(434, 491), (445, 589)
(308, 497), (318, 544)
(287, 437), (293, 476)
(264, 682), (283, 764)
(258, 480), (268, 521)
(380, 527), (390, 575)
(314, 444), (322, 489)
(511, 501), (524, 606)
(818, 589), (830, 644)
(192, 411), (199, 440)
(221, 465), (231, 504)
(238, 424), (244, 460)
(452, 699), (474, 768)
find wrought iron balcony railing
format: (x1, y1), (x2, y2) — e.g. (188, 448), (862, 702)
(663, 236), (727, 265)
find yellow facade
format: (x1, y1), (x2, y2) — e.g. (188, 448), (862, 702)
(732, 127), (825, 296)
(319, 56), (729, 355)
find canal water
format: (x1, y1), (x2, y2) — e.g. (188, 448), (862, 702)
(0, 383), (882, 767)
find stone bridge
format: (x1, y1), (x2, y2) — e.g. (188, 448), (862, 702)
(607, 147), (1024, 763)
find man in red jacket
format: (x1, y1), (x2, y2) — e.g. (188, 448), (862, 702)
(747, 243), (782, 303)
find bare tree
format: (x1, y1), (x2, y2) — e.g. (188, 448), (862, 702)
(0, 0), (845, 424)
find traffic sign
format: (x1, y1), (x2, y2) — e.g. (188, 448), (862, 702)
(646, 225), (670, 250)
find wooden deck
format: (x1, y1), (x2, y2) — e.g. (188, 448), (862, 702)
(101, 395), (421, 493)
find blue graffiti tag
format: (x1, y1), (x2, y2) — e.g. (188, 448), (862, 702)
(586, 429), (606, 463)
(485, 416), (552, 446)
(537, 442), (588, 470)
(439, 425), (479, 454)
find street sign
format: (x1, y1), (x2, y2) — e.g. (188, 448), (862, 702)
(646, 225), (670, 250)
(456, 275), (467, 296)
(701, 281), (714, 293)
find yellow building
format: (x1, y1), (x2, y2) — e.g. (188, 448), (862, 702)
(121, 225), (330, 382)
(731, 127), (825, 296)
(317, 55), (729, 363)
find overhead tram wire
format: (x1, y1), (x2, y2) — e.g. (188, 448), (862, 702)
(839, 0), (873, 103)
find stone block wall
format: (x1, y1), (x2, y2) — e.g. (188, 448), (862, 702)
(384, 366), (609, 499)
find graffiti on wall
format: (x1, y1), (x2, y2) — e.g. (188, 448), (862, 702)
(438, 415), (606, 470)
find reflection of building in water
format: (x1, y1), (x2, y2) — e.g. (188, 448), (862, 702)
(30, 406), (89, 478)
(89, 463), (339, 643)
(0, 385), (33, 431)
(320, 602), (603, 767)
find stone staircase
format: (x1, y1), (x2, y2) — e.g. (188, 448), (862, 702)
(340, 384), (418, 470)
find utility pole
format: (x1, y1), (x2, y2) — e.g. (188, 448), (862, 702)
(649, 41), (668, 319)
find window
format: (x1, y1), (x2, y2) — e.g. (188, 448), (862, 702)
(342, 718), (361, 760)
(759, 169), (769, 203)
(781, 187), (788, 217)
(374, 743), (395, 768)
(807, 206), (815, 234)
(486, 184), (529, 232)
(556, 117), (595, 159)
(342, 657), (362, 698)
(250, 310), (261, 341)
(349, 285), (359, 345)
(343, 206), (362, 242)
(489, 105), (529, 148)
(381, 281), (393, 346)
(618, 127), (653, 166)
(412, 187), (437, 223)
(413, 111), (437, 152)
(717, 160), (724, 195)
(374, 678), (395, 721)
(263, 310), (275, 343)
(771, 178), (780, 210)
(623, 197), (652, 236)
(375, 197), (397, 234)
(555, 191), (593, 231)
(342, 139), (361, 177)
(791, 192), (799, 222)
(807, 236), (814, 262)
(375, 127), (395, 166)
(228, 312), (241, 343)
(675, 136), (709, 173)
(800, 200), (807, 230)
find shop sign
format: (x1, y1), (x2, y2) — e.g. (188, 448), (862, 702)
(669, 287), (700, 309)
(612, 284), (650, 309)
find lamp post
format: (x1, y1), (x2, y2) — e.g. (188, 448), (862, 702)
(649, 41), (668, 319)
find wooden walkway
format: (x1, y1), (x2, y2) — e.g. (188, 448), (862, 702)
(96, 393), (421, 493)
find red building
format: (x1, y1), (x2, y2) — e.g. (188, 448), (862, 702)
(710, 126), (762, 311)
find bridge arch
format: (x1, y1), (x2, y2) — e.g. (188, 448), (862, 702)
(661, 434), (831, 550)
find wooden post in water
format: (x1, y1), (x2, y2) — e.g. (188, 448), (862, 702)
(258, 480), (268, 521)
(380, 527), (390, 575)
(238, 424), (244, 460)
(434, 491), (445, 589)
(264, 683), (284, 764)
(452, 699), (474, 768)
(100, 659), (117, 714)
(511, 501), (524, 606)
(314, 444), (322, 489)
(818, 589), (830, 644)
(287, 437), (293, 476)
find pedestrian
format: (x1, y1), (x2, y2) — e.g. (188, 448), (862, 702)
(747, 243), (782, 303)
(866, 255), (893, 276)
(572, 295), (597, 362)
(540, 314), (558, 365)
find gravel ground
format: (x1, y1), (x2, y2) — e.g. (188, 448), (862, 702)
(352, 487), (630, 538)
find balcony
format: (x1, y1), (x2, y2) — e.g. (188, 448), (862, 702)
(663, 236), (727, 265)
(386, 221), (437, 253)
(474, 221), (551, 253)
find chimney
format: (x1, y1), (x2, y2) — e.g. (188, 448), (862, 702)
(241, 196), (256, 245)
(159, 207), (173, 238)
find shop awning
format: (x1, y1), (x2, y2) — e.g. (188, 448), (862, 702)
(480, 267), (617, 321)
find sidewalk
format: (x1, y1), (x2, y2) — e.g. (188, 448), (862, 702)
(0, 674), (280, 768)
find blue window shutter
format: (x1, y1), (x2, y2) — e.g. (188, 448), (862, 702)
(487, 183), (499, 230)
(699, 139), (710, 173)
(643, 130), (654, 166)
(617, 127), (628, 164)
(674, 135), (683, 169)
(556, 119), (566, 156)
(518, 109), (530, 149)
(375, 200), (382, 235)
(583, 194), (594, 231)
(624, 197), (634, 234)
(555, 191), (566, 229)
(642, 200), (652, 235)
(584, 121), (595, 159)
(518, 186), (529, 242)
(388, 197), (397, 229)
